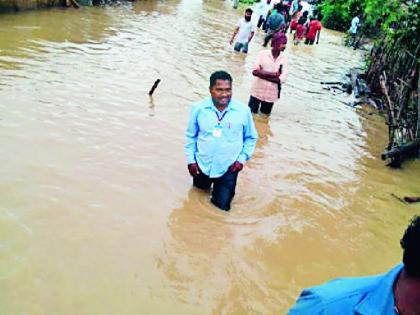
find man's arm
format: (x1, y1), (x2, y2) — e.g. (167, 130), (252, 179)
(316, 28), (321, 44)
(248, 31), (255, 43)
(279, 57), (288, 83)
(230, 27), (239, 45)
(248, 22), (256, 43)
(237, 109), (258, 164)
(252, 68), (281, 83)
(185, 106), (199, 164)
(251, 51), (280, 83)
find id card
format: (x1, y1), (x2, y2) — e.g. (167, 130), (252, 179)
(212, 126), (222, 138)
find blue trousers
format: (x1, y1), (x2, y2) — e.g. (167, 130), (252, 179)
(233, 42), (249, 53)
(193, 170), (239, 211)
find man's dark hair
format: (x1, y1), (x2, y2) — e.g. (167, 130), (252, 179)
(298, 15), (306, 25)
(401, 215), (420, 277)
(210, 71), (232, 88)
(245, 8), (253, 14)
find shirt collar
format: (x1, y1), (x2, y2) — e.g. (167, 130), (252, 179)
(264, 49), (282, 62)
(354, 264), (403, 315)
(204, 96), (238, 112)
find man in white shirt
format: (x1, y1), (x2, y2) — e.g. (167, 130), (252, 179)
(254, 0), (273, 30)
(349, 14), (361, 34)
(230, 8), (256, 54)
(349, 13), (361, 46)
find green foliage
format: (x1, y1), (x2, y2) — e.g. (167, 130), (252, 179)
(319, 0), (360, 30)
(320, 0), (419, 39)
(386, 2), (420, 51)
(362, 57), (371, 72)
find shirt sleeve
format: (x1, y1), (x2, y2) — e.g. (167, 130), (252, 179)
(279, 56), (289, 84)
(237, 19), (242, 28)
(252, 51), (263, 71)
(287, 289), (325, 315)
(237, 108), (258, 164)
(185, 105), (200, 164)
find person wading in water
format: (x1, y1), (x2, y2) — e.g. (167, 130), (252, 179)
(248, 32), (289, 116)
(185, 71), (258, 211)
(230, 8), (256, 54)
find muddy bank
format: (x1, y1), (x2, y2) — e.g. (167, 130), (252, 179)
(0, 0), (66, 13)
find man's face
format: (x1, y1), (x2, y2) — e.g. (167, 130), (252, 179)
(272, 42), (286, 54)
(210, 79), (232, 107)
(244, 11), (252, 21)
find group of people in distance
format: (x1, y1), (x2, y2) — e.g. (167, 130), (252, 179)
(257, 0), (322, 46)
(230, 0), (322, 54)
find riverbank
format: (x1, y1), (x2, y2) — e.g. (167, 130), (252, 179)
(0, 0), (65, 13)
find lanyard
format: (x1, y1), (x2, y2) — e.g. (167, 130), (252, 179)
(215, 110), (228, 124)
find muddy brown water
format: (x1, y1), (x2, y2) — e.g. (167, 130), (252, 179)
(0, 1), (419, 314)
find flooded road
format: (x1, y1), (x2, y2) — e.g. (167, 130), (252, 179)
(0, 1), (419, 314)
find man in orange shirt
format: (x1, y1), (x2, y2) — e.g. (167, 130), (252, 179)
(305, 16), (322, 45)
(248, 32), (289, 115)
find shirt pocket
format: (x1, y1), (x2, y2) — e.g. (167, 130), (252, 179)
(198, 115), (217, 136)
(224, 121), (242, 142)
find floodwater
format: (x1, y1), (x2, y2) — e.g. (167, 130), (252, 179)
(0, 1), (419, 314)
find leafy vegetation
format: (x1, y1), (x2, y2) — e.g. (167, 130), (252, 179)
(319, 0), (418, 38)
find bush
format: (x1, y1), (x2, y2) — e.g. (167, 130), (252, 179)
(319, 0), (413, 35)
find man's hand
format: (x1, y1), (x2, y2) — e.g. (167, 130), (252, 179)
(188, 163), (200, 177)
(229, 38), (234, 45)
(229, 161), (243, 173)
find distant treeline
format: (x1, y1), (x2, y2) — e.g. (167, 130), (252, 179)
(319, 0), (418, 37)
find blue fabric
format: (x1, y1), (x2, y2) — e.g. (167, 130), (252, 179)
(291, 0), (299, 14)
(287, 264), (403, 315)
(234, 41), (249, 53)
(193, 169), (238, 211)
(185, 97), (258, 178)
(268, 13), (285, 31)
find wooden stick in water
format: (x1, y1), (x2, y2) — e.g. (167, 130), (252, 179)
(148, 79), (161, 96)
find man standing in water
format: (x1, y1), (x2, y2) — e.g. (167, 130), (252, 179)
(305, 15), (322, 45)
(248, 32), (289, 115)
(254, 0), (273, 31)
(287, 215), (420, 314)
(230, 8), (256, 54)
(349, 13), (361, 45)
(185, 71), (258, 211)
(262, 3), (286, 47)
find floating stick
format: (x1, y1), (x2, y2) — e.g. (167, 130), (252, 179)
(148, 79), (161, 96)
